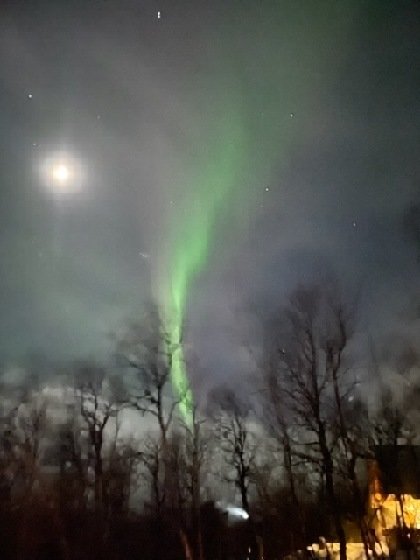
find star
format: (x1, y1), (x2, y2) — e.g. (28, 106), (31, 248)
(289, 112), (294, 118)
(28, 93), (33, 99)
(157, 10), (161, 19)
(265, 187), (270, 192)
(352, 221), (357, 228)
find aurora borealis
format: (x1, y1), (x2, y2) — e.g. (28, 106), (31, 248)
(164, 109), (246, 416)
(160, 6), (354, 414)
(163, 90), (280, 414)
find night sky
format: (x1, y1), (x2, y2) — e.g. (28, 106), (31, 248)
(1, 1), (420, 390)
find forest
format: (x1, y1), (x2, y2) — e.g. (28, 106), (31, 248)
(0, 284), (418, 560)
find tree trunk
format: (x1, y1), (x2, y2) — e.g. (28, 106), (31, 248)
(319, 423), (346, 560)
(284, 440), (306, 546)
(324, 457), (346, 560)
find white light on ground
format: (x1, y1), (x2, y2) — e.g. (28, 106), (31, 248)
(215, 501), (250, 520)
(226, 507), (249, 520)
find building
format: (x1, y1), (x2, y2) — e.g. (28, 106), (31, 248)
(369, 445), (420, 546)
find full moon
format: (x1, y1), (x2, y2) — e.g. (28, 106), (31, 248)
(37, 150), (85, 196)
(52, 163), (70, 184)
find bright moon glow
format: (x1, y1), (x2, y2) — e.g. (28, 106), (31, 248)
(52, 164), (70, 184)
(37, 150), (85, 196)
(48, 158), (78, 194)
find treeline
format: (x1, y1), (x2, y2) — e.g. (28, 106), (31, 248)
(0, 286), (418, 560)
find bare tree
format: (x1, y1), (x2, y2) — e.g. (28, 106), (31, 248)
(182, 405), (207, 560)
(116, 305), (181, 445)
(265, 285), (357, 560)
(76, 363), (117, 512)
(208, 385), (255, 516)
(261, 353), (307, 548)
(0, 402), (21, 507)
(370, 342), (419, 446)
(14, 397), (47, 507)
(115, 304), (188, 526)
(105, 422), (139, 518)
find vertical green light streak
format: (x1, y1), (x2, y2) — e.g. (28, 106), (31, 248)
(167, 110), (247, 421)
(161, 2), (359, 420)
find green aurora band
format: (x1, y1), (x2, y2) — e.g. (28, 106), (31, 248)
(165, 84), (297, 421)
(161, 2), (362, 421)
(166, 107), (248, 420)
